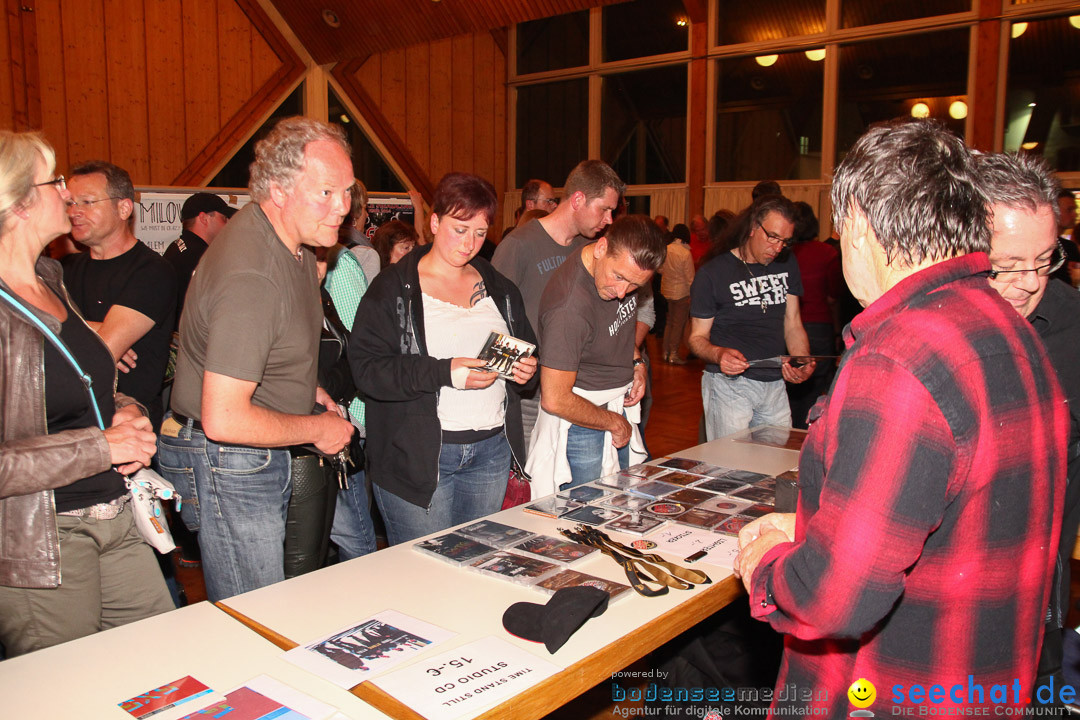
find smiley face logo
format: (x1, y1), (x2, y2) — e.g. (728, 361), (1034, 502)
(848, 678), (876, 708)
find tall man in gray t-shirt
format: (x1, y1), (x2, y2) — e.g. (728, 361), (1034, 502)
(493, 160), (626, 456)
(157, 117), (355, 602)
(529, 215), (667, 489)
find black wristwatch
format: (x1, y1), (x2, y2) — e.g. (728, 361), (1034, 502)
(633, 358), (646, 367)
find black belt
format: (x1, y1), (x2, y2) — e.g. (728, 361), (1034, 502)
(171, 411), (203, 432)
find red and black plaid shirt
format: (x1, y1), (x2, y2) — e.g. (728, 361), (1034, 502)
(750, 254), (1069, 714)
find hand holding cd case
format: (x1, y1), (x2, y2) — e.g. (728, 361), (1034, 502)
(476, 331), (536, 379)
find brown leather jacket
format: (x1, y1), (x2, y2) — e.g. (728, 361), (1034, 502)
(0, 257), (139, 588)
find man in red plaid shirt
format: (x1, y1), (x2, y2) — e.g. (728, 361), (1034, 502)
(735, 119), (1069, 714)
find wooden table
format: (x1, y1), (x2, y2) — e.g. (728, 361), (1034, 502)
(218, 431), (802, 720)
(0, 601), (391, 718)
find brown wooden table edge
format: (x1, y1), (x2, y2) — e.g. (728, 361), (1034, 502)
(218, 576), (745, 720)
(215, 600), (300, 651)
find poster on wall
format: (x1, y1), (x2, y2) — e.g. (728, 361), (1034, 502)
(364, 195), (415, 238)
(133, 189), (250, 255)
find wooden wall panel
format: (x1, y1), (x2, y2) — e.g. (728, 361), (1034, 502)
(144, 0), (187, 184)
(218, 0), (253, 121)
(428, 39), (454, 182)
(104, 0), (150, 180)
(35, 1), (68, 171)
(336, 30), (509, 227)
(450, 34), (475, 172)
(9, 0), (301, 187)
(182, 0), (221, 159)
(60, 0), (110, 165)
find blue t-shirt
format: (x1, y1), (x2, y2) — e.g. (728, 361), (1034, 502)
(689, 249), (803, 381)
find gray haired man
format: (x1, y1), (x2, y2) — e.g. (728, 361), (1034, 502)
(157, 116), (355, 602)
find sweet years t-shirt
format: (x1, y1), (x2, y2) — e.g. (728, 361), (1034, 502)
(689, 249), (803, 382)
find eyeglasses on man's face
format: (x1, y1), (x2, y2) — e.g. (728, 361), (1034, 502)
(987, 241), (1067, 281)
(66, 196), (124, 210)
(33, 175), (65, 191)
(756, 221), (794, 247)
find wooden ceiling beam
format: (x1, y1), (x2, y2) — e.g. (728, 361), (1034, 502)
(681, 0), (707, 26)
(331, 58), (436, 203)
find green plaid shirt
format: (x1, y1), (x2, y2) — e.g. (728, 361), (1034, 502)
(324, 246), (370, 429)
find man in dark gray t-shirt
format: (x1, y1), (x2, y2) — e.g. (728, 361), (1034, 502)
(535, 215), (666, 488)
(494, 160), (627, 457)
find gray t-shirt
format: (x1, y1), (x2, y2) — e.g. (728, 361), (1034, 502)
(492, 219), (589, 334)
(538, 248), (638, 392)
(172, 203), (322, 419)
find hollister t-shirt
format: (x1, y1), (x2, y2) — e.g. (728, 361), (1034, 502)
(538, 247), (638, 391)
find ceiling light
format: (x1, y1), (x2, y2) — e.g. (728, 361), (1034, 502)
(755, 54), (778, 67)
(1021, 142), (1039, 150)
(804, 49), (826, 62)
(1011, 22), (1027, 39)
(910, 102), (930, 119)
(949, 100), (968, 120)
(321, 9), (341, 28)
(1070, 16), (1080, 29)
(339, 114), (350, 123)
(1028, 102), (1037, 108)
(676, 17), (687, 27)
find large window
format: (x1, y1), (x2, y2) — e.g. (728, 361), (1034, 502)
(714, 51), (824, 181)
(328, 89), (404, 192)
(602, 0), (688, 62)
(517, 12), (589, 75)
(840, 0), (970, 29)
(210, 85), (303, 188)
(837, 30), (969, 158)
(516, 79), (588, 187)
(1004, 15), (1080, 171)
(602, 65), (687, 185)
(716, 0), (825, 46)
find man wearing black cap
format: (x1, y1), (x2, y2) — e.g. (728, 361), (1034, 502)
(163, 192), (237, 325)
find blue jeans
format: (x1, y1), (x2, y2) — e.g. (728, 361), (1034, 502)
(331, 462), (377, 561)
(373, 431), (511, 545)
(564, 424), (630, 490)
(156, 415), (291, 602)
(702, 372), (791, 441)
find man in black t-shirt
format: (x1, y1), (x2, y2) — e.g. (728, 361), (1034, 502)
(163, 192), (236, 327)
(63, 161), (176, 427)
(688, 195), (813, 439)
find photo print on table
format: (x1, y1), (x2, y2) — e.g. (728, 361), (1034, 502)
(665, 488), (718, 507)
(658, 457), (702, 471)
(560, 505), (625, 527)
(557, 484), (612, 503)
(413, 532), (496, 565)
(524, 496), (582, 519)
(606, 513), (668, 536)
(457, 519), (534, 548)
(470, 551), (560, 585)
(511, 535), (596, 564)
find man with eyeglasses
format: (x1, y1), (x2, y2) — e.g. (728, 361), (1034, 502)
(978, 151), (1080, 709)
(688, 194), (813, 440)
(63, 161), (177, 429)
(733, 119), (1068, 716)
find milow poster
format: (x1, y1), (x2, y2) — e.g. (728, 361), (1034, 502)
(132, 189), (413, 255)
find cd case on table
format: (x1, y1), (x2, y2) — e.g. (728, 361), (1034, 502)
(510, 534), (596, 565)
(469, 551), (560, 586)
(524, 496), (582, 518)
(535, 569), (633, 601)
(413, 532), (497, 565)
(457, 519), (534, 548)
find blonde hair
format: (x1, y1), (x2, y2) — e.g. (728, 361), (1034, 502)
(0, 131), (56, 233)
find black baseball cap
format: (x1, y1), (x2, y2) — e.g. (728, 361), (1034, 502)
(181, 192), (238, 222)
